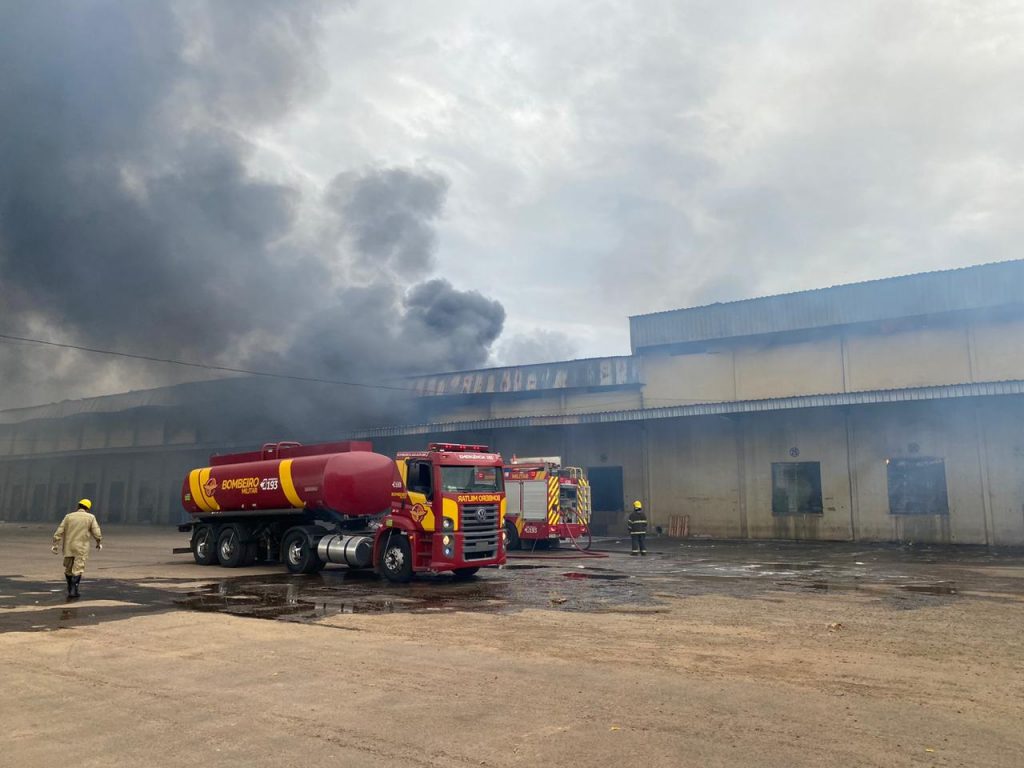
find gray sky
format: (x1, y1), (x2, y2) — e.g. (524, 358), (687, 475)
(2, 0), (1022, 409)
(261, 0), (1024, 359)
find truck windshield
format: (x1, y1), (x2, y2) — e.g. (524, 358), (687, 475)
(441, 466), (503, 493)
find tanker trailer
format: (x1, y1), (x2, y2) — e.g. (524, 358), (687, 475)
(178, 440), (507, 582)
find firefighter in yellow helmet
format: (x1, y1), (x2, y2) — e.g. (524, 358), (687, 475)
(627, 500), (648, 556)
(52, 499), (103, 599)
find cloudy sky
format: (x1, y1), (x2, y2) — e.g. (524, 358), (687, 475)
(1, 0), (1022, 409)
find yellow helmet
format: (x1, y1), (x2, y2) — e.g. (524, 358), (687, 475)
(633, 500), (643, 510)
(78, 499), (92, 510)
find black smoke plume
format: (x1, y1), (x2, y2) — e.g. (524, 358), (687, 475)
(0, 1), (505, 437)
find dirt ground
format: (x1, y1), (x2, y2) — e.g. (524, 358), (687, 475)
(1, 524), (1022, 767)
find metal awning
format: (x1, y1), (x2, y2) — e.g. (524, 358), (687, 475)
(351, 379), (1024, 438)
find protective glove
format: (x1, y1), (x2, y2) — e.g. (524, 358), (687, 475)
(96, 542), (103, 550)
(51, 545), (59, 554)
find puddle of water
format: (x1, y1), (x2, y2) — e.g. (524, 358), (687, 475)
(561, 572), (629, 581)
(758, 562), (823, 571)
(502, 564), (552, 571)
(2, 540), (1021, 631)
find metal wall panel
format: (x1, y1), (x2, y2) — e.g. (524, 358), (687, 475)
(630, 260), (1024, 351)
(406, 356), (642, 397)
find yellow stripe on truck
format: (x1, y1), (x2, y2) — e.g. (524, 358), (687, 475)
(279, 459), (305, 508)
(195, 467), (221, 511)
(188, 469), (211, 512)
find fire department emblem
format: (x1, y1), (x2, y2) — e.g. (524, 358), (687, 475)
(410, 503), (428, 523)
(203, 477), (218, 496)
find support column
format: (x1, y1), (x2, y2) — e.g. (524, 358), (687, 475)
(734, 416), (748, 539)
(844, 408), (860, 541)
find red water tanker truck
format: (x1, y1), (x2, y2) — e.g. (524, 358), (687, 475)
(178, 440), (507, 582)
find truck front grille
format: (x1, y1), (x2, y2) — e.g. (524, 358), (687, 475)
(460, 505), (499, 561)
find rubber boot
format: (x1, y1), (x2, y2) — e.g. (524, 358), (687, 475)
(65, 574), (74, 598)
(70, 575), (81, 599)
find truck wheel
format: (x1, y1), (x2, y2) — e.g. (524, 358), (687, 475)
(282, 530), (324, 575)
(504, 522), (520, 551)
(452, 567), (479, 580)
(191, 525), (218, 566)
(241, 541), (258, 566)
(217, 525), (247, 568)
(379, 532), (413, 583)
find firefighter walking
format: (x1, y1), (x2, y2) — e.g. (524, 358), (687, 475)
(52, 499), (103, 599)
(628, 500), (648, 556)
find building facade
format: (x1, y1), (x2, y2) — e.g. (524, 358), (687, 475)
(2, 261), (1023, 544)
(364, 261), (1024, 545)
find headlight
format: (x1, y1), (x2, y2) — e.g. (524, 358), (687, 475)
(442, 535), (452, 546)
(443, 546), (454, 558)
(442, 517), (454, 531)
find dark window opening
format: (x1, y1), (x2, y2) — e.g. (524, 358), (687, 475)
(32, 484), (47, 518)
(107, 481), (125, 523)
(887, 458), (949, 515)
(772, 462), (823, 516)
(586, 466), (624, 536)
(55, 483), (71, 518)
(10, 485), (25, 521)
(407, 461), (433, 496)
(137, 485), (156, 523)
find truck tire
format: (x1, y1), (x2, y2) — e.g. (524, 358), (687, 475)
(504, 522), (520, 551)
(191, 525), (218, 566)
(242, 541), (259, 566)
(282, 530), (324, 575)
(217, 524), (247, 568)
(452, 567), (479, 580)
(379, 532), (413, 583)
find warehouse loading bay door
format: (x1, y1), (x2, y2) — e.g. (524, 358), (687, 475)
(586, 466), (624, 535)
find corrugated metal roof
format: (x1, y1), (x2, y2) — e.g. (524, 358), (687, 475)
(629, 260), (1024, 351)
(350, 380), (1024, 438)
(406, 356), (640, 397)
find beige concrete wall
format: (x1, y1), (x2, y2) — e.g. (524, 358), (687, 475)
(641, 351), (735, 406)
(564, 390), (643, 414)
(844, 325), (973, 392)
(738, 409), (854, 541)
(644, 416), (743, 537)
(847, 401), (988, 543)
(333, 395), (1024, 545)
(632, 313), (1024, 424)
(734, 338), (845, 400)
(974, 398), (1024, 545)
(455, 390), (644, 421)
(637, 397), (1024, 544)
(405, 311), (1024, 427)
(970, 317), (1024, 383)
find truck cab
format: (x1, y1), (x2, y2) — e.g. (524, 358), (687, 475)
(381, 443), (507, 580)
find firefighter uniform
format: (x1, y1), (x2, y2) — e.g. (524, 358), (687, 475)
(52, 501), (103, 598)
(628, 501), (648, 555)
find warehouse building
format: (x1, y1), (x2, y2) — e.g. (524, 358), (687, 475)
(363, 260), (1024, 545)
(2, 260), (1024, 544)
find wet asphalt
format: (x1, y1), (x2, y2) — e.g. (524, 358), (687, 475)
(2, 538), (1023, 633)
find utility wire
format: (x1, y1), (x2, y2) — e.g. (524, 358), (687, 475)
(0, 332), (416, 393)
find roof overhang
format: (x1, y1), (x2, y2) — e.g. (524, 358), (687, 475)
(351, 380), (1024, 438)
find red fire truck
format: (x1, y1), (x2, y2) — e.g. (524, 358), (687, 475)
(179, 441), (506, 582)
(502, 457), (592, 550)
